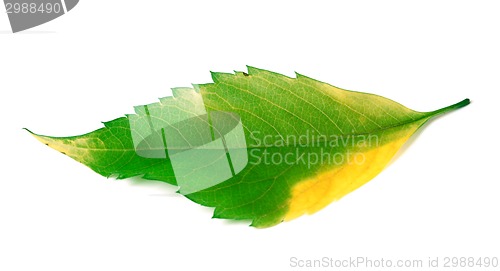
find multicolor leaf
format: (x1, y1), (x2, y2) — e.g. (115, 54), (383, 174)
(28, 67), (470, 228)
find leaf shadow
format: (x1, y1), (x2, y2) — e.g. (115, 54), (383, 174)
(125, 176), (181, 197)
(124, 176), (256, 227)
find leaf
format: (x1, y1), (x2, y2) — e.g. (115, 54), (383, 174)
(28, 66), (470, 228)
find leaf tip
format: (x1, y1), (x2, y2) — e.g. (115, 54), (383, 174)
(24, 128), (45, 141)
(246, 65), (262, 75)
(24, 128), (49, 145)
(24, 129), (51, 146)
(294, 71), (307, 79)
(209, 71), (220, 82)
(23, 127), (34, 135)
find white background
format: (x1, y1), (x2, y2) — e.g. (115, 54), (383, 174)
(1, 1), (499, 270)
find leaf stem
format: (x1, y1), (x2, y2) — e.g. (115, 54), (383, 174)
(429, 98), (470, 117)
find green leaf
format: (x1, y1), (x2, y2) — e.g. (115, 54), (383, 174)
(28, 66), (470, 228)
